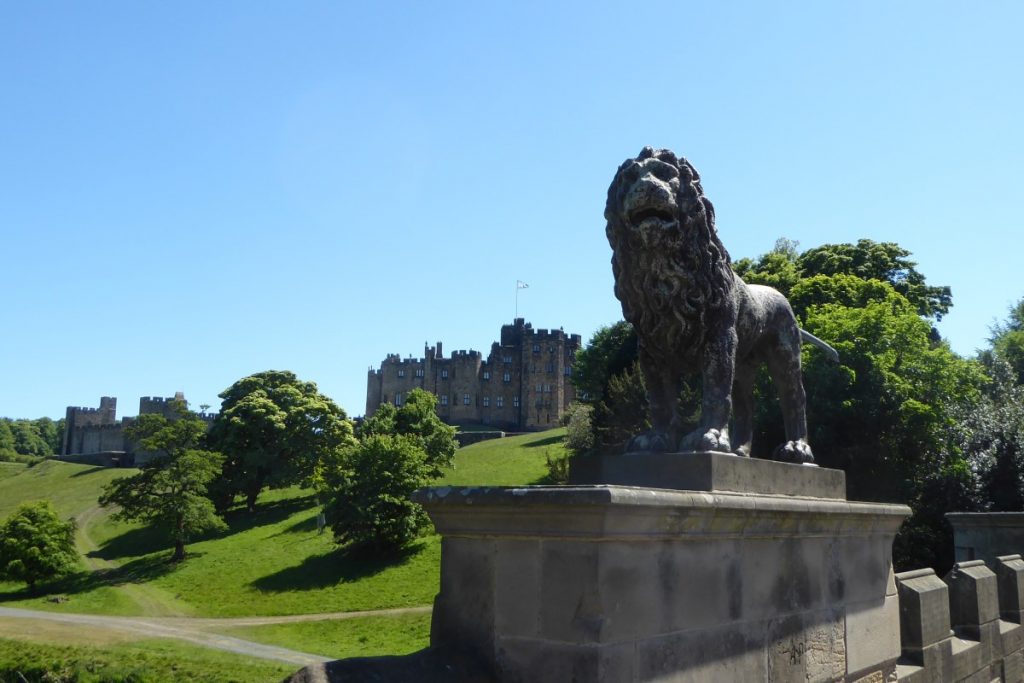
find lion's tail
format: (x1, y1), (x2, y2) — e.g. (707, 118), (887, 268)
(799, 329), (840, 364)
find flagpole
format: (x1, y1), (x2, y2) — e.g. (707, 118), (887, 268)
(515, 280), (529, 319)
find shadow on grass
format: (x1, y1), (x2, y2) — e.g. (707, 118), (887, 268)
(0, 552), (185, 604)
(94, 493), (318, 561)
(251, 541), (426, 593)
(70, 465), (111, 478)
(521, 434), (564, 448)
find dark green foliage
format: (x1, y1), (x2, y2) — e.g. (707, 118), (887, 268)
(208, 370), (355, 512)
(99, 408), (226, 561)
(322, 390), (456, 553)
(0, 501), (78, 591)
(989, 298), (1024, 385)
(562, 402), (594, 455)
(955, 361), (1024, 512)
(795, 239), (952, 320)
(571, 321), (638, 403)
(0, 417), (58, 461)
(359, 389), (456, 477)
(321, 435), (432, 553)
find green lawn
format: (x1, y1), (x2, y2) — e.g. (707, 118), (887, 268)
(221, 611), (432, 660)
(0, 429), (564, 619)
(0, 460), (134, 521)
(0, 636), (294, 683)
(437, 427), (565, 486)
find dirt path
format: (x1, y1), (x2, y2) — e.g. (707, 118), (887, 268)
(0, 606), (333, 666)
(74, 505), (190, 617)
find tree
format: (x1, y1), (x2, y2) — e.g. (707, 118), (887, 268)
(571, 321), (638, 404)
(989, 298), (1024, 385)
(796, 239), (952, 320)
(98, 406), (225, 561)
(0, 501), (78, 592)
(208, 371), (355, 512)
(321, 434), (433, 553)
(359, 389), (456, 476)
(321, 390), (456, 553)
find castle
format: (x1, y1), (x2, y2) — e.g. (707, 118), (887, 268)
(366, 319), (582, 431)
(61, 392), (210, 466)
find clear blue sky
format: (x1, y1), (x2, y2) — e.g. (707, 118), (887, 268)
(2, 2), (1022, 421)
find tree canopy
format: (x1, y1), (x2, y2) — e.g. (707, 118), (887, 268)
(208, 370), (355, 512)
(989, 298), (1024, 385)
(0, 501), (78, 592)
(321, 389), (456, 553)
(99, 404), (225, 562)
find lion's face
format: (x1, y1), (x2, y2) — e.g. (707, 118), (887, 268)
(606, 147), (692, 250)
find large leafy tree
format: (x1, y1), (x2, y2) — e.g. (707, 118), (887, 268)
(209, 371), (355, 512)
(358, 388), (456, 476)
(99, 405), (225, 562)
(321, 389), (456, 553)
(0, 501), (78, 592)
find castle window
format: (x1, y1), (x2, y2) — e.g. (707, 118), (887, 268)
(564, 366), (572, 376)
(483, 396), (490, 407)
(441, 369), (449, 379)
(397, 369), (405, 378)
(463, 394), (471, 405)
(533, 344), (540, 353)
(483, 371), (490, 380)
(415, 368), (424, 378)
(546, 362), (554, 373)
(503, 355), (513, 363)
(513, 396), (520, 408)
(496, 396), (504, 408)
(394, 393), (403, 406)
(440, 394), (449, 406)
(549, 347), (555, 354)
(503, 372), (511, 383)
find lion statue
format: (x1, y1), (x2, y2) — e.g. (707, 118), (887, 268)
(605, 147), (836, 464)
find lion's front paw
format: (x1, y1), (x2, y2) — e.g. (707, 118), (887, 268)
(626, 431), (673, 454)
(772, 440), (815, 464)
(680, 428), (731, 453)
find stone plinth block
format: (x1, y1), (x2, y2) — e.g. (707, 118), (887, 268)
(945, 560), (999, 638)
(568, 451), (846, 499)
(414, 483), (908, 683)
(996, 555), (1024, 623)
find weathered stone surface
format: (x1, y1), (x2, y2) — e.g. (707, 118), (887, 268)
(945, 560), (1000, 636)
(568, 450), (846, 498)
(605, 147), (837, 463)
(996, 554), (1024, 622)
(895, 568), (952, 653)
(845, 595), (901, 677)
(415, 484), (908, 682)
(948, 512), (1024, 564)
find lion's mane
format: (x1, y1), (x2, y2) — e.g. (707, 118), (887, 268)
(605, 148), (736, 361)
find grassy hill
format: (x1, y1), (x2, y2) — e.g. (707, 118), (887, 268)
(0, 429), (567, 672)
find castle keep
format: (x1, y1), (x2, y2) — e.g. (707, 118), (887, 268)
(366, 319), (582, 430)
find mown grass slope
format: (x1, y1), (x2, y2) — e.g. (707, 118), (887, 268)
(0, 430), (565, 620)
(0, 635), (294, 682)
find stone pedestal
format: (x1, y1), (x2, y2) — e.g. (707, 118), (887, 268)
(414, 455), (909, 682)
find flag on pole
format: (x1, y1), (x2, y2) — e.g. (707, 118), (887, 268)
(517, 281), (529, 289)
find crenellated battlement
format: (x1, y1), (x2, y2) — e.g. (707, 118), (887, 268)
(366, 319), (581, 426)
(893, 556), (1024, 681)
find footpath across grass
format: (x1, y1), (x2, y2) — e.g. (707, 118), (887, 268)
(0, 636), (295, 683)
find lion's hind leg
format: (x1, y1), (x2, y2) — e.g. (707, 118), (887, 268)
(765, 330), (815, 464)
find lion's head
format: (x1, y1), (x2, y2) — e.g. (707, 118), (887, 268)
(605, 147), (735, 353)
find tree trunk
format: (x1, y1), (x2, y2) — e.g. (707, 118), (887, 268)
(246, 476), (264, 513)
(173, 516), (186, 562)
